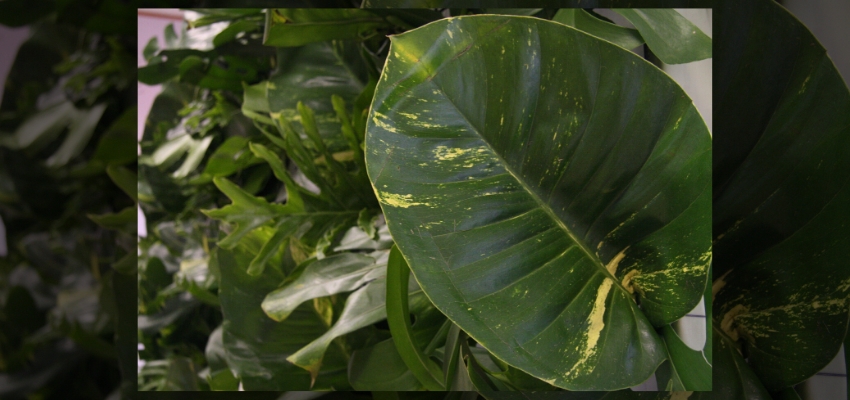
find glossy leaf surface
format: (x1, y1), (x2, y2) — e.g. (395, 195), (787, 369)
(713, 0), (850, 391)
(366, 15), (711, 389)
(612, 9), (711, 65)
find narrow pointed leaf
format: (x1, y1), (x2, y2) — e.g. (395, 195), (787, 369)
(386, 245), (446, 391)
(13, 101), (75, 150)
(713, 0), (850, 391)
(366, 16), (710, 389)
(612, 9), (711, 64)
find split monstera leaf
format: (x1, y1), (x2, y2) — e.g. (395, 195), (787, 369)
(365, 16), (711, 390)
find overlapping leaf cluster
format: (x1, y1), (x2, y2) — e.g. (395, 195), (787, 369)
(136, 8), (719, 394)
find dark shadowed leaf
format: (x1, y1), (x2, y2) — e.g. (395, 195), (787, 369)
(713, 0), (850, 391)
(349, 338), (424, 391)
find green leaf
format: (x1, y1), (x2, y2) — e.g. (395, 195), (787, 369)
(214, 240), (349, 390)
(162, 357), (201, 391)
(205, 326), (239, 391)
(690, 329), (771, 400)
(44, 103), (106, 167)
(12, 101), (76, 150)
(263, 9), (389, 47)
(106, 166), (137, 202)
(201, 136), (262, 178)
(202, 177), (287, 248)
(612, 9), (711, 64)
(713, 0), (850, 391)
(91, 106), (137, 166)
(139, 165), (189, 213)
(349, 338), (424, 391)
(656, 325), (711, 391)
(88, 207), (135, 232)
(366, 15), (710, 390)
(262, 252), (384, 321)
(285, 273), (389, 384)
(386, 245), (446, 391)
(552, 9), (644, 51)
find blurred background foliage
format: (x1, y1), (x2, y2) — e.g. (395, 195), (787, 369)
(0, 0), (141, 398)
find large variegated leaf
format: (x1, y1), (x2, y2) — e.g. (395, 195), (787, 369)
(365, 15), (710, 389)
(713, 0), (850, 391)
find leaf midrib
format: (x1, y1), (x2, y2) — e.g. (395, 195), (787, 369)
(423, 77), (624, 292)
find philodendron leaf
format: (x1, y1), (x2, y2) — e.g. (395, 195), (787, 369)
(264, 9), (389, 47)
(713, 0), (850, 391)
(552, 9), (644, 51)
(365, 15), (710, 390)
(612, 9), (711, 65)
